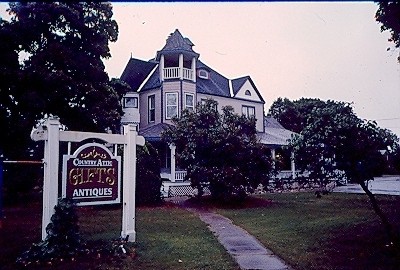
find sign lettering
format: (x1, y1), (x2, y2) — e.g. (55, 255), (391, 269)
(62, 143), (121, 206)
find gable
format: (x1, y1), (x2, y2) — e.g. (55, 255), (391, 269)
(233, 77), (264, 102)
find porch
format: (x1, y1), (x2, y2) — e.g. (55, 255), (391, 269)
(160, 167), (187, 182)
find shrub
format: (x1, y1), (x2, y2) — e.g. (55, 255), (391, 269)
(16, 198), (81, 266)
(136, 142), (162, 206)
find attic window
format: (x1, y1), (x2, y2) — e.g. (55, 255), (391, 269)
(245, 90), (251, 96)
(198, 69), (209, 79)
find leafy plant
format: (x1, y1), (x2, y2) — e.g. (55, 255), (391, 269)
(136, 142), (163, 206)
(16, 198), (81, 266)
(163, 99), (272, 202)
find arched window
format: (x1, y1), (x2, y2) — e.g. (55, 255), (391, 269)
(245, 90), (251, 96)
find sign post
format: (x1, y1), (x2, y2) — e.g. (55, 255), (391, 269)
(31, 117), (144, 242)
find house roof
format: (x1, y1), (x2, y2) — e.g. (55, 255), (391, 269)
(258, 117), (298, 147)
(231, 76), (265, 103)
(156, 29), (199, 60)
(196, 60), (230, 97)
(141, 65), (161, 91)
(138, 123), (173, 141)
(120, 58), (157, 92)
(119, 30), (262, 101)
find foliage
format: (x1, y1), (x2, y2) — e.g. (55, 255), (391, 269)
(375, 1), (400, 62)
(0, 2), (130, 201)
(272, 97), (400, 247)
(0, 2), (129, 161)
(136, 142), (163, 206)
(268, 97), (332, 133)
(16, 198), (81, 266)
(163, 99), (271, 202)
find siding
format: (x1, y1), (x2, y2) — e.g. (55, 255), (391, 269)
(197, 93), (264, 132)
(139, 88), (161, 130)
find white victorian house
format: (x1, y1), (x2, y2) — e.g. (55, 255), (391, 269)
(119, 29), (296, 196)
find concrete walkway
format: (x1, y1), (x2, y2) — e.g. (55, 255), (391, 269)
(333, 175), (400, 196)
(192, 209), (291, 270)
(184, 204), (292, 270)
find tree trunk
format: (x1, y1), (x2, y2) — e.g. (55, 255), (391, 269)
(359, 180), (399, 248)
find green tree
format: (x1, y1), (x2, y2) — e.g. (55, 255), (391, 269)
(136, 142), (162, 206)
(376, 1), (400, 62)
(268, 97), (329, 133)
(284, 98), (400, 247)
(163, 99), (271, 202)
(0, 2), (129, 161)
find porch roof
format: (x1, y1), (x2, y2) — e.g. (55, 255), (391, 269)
(138, 123), (173, 141)
(257, 117), (298, 147)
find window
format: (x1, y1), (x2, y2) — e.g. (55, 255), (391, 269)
(124, 97), (138, 108)
(166, 93), (178, 119)
(242, 105), (255, 118)
(198, 69), (209, 79)
(148, 95), (155, 123)
(185, 93), (194, 111)
(200, 98), (217, 110)
(245, 90), (251, 96)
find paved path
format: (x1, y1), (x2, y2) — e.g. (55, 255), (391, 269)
(186, 206), (292, 270)
(333, 175), (400, 196)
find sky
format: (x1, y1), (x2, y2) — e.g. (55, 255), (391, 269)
(1, 2), (400, 137)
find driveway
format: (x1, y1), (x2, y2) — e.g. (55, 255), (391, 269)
(333, 175), (400, 196)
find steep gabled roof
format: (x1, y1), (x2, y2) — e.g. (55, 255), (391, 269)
(231, 76), (248, 95)
(196, 60), (230, 97)
(120, 58), (157, 92)
(156, 29), (199, 60)
(231, 76), (265, 103)
(140, 66), (161, 91)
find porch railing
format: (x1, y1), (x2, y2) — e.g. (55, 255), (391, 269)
(175, 170), (187, 181)
(163, 67), (179, 79)
(163, 67), (193, 81)
(182, 68), (193, 80)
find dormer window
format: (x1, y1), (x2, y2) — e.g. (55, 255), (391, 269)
(245, 90), (251, 96)
(198, 69), (209, 79)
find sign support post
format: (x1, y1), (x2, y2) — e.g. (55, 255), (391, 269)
(42, 117), (60, 240)
(121, 124), (138, 242)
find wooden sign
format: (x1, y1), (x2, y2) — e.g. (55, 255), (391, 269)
(62, 143), (121, 206)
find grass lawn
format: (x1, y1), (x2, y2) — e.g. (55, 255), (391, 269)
(1, 192), (399, 270)
(214, 192), (400, 270)
(0, 201), (238, 270)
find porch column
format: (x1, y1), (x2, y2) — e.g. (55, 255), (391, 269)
(291, 151), (296, 179)
(271, 148), (276, 170)
(169, 143), (176, 182)
(179, 54), (183, 80)
(191, 57), (196, 82)
(160, 55), (164, 81)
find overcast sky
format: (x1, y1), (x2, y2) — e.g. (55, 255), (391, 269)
(1, 2), (399, 137)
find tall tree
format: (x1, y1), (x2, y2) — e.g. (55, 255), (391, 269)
(268, 97), (329, 134)
(163, 99), (271, 202)
(376, 2), (400, 62)
(284, 98), (400, 248)
(0, 2), (129, 161)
